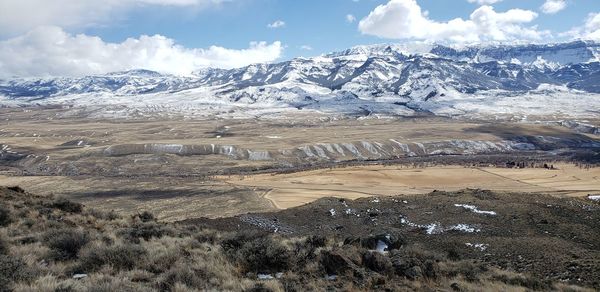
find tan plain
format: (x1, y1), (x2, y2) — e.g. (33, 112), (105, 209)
(225, 163), (600, 209)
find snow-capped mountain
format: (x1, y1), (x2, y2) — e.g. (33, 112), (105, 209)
(1, 41), (599, 119)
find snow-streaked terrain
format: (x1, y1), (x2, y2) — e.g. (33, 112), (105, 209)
(1, 41), (599, 119)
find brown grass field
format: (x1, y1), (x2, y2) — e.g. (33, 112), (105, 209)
(225, 163), (600, 209)
(1, 107), (599, 220)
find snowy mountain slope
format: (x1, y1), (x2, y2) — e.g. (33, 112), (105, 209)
(1, 41), (599, 119)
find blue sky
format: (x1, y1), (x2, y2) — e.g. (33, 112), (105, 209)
(0, 0), (599, 77)
(84, 0), (599, 58)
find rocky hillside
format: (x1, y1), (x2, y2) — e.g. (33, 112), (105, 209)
(1, 186), (599, 291)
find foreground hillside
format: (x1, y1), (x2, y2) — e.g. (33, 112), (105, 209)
(1, 186), (598, 291)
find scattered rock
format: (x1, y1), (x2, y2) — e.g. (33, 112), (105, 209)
(451, 282), (462, 291)
(321, 251), (359, 275)
(361, 233), (405, 252)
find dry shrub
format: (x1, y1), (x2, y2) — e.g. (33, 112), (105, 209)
(51, 198), (83, 213)
(0, 235), (7, 255)
(142, 240), (183, 274)
(87, 209), (120, 221)
(119, 222), (175, 243)
(389, 245), (443, 280)
(13, 275), (81, 292)
(362, 251), (393, 275)
(221, 232), (292, 273)
(194, 229), (220, 245)
(77, 243), (146, 273)
(157, 264), (210, 291)
(0, 206), (13, 227)
(0, 255), (35, 292)
(246, 282), (284, 292)
(134, 211), (155, 223)
(43, 229), (90, 261)
(84, 274), (150, 292)
(493, 273), (552, 291)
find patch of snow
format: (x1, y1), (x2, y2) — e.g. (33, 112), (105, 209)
(450, 224), (481, 233)
(465, 243), (489, 251)
(72, 274), (87, 280)
(375, 240), (388, 253)
(402, 217), (481, 234)
(344, 208), (359, 217)
(425, 223), (443, 235)
(257, 274), (274, 280)
(455, 204), (497, 216)
(329, 208), (336, 216)
(588, 195), (600, 201)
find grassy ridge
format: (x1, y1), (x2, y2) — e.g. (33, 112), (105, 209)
(0, 186), (595, 291)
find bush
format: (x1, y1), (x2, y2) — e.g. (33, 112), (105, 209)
(157, 265), (209, 291)
(0, 255), (34, 292)
(77, 244), (146, 273)
(135, 211), (155, 223)
(292, 235), (327, 266)
(220, 230), (264, 251)
(0, 206), (13, 227)
(85, 275), (147, 292)
(362, 251), (393, 274)
(88, 209), (119, 221)
(390, 246), (442, 280)
(118, 222), (174, 243)
(494, 274), (552, 290)
(51, 198), (83, 213)
(246, 283), (276, 292)
(221, 232), (291, 273)
(43, 229), (90, 261)
(0, 236), (7, 255)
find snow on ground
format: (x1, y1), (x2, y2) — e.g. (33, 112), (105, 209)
(588, 195), (600, 201)
(401, 217), (481, 235)
(375, 240), (388, 253)
(465, 243), (489, 251)
(454, 204), (497, 216)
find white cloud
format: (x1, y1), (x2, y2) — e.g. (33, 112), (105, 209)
(267, 20), (286, 29)
(585, 13), (600, 40)
(0, 26), (283, 77)
(540, 0), (567, 14)
(358, 0), (546, 43)
(346, 14), (357, 23)
(0, 0), (230, 36)
(300, 45), (313, 51)
(563, 13), (600, 41)
(467, 0), (503, 5)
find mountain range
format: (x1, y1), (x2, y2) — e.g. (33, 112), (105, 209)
(1, 40), (599, 119)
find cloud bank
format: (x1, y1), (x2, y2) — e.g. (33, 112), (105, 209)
(564, 13), (600, 41)
(0, 26), (283, 78)
(358, 0), (547, 43)
(0, 0), (230, 35)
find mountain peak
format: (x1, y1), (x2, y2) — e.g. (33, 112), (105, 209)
(1, 41), (599, 120)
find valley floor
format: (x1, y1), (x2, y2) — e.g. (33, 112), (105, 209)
(1, 107), (599, 220)
(224, 163), (600, 209)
